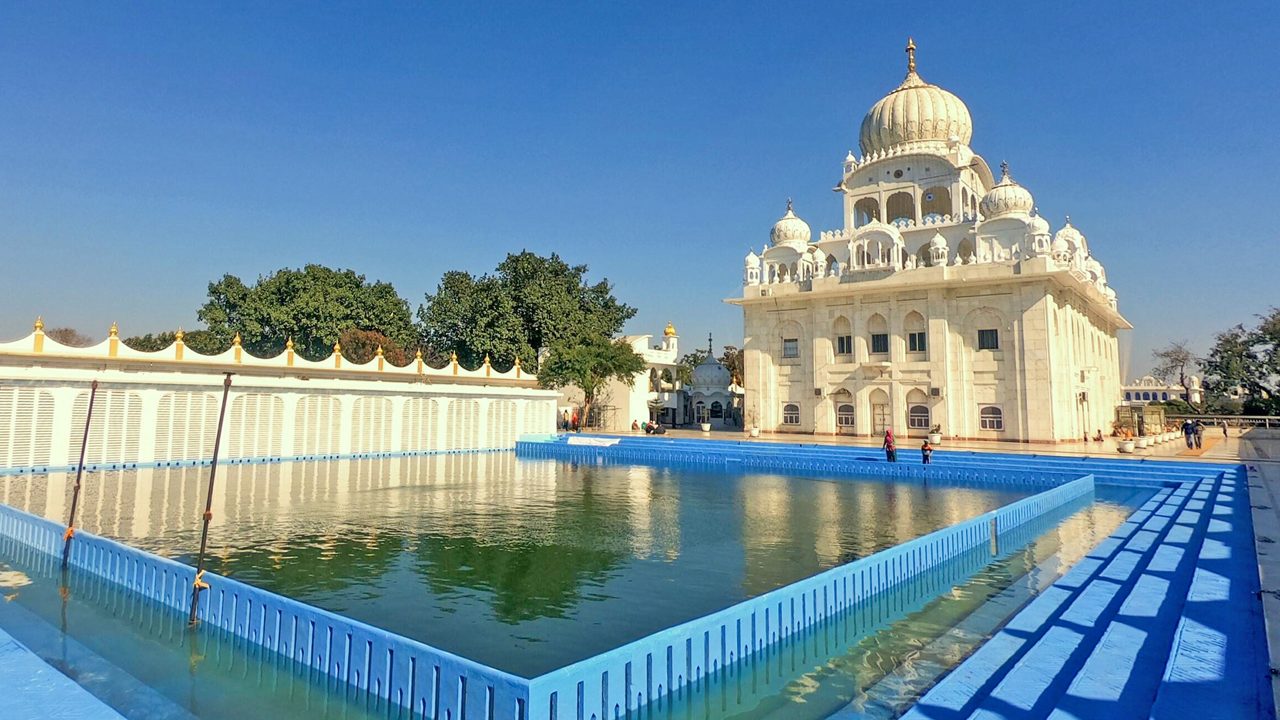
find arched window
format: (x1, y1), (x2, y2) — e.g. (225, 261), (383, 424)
(833, 316), (853, 357)
(921, 186), (951, 221)
(695, 401), (707, 423)
(1161, 392), (1169, 401)
(710, 401), (723, 418)
(904, 311), (927, 355)
(836, 403), (855, 428)
(853, 197), (880, 227)
(979, 406), (1004, 431)
(1125, 392), (1132, 401)
(868, 313), (889, 355)
(1142, 392), (1151, 401)
(908, 405), (930, 430)
(782, 403), (800, 425)
(886, 191), (915, 224)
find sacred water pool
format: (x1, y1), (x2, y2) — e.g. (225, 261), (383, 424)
(0, 451), (1147, 719)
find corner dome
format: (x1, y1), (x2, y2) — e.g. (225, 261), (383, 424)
(663, 322), (677, 337)
(859, 39), (973, 157)
(1054, 217), (1087, 254)
(745, 249), (760, 267)
(770, 199), (811, 246)
(928, 231), (947, 249)
(980, 162), (1035, 218)
(1029, 211), (1050, 236)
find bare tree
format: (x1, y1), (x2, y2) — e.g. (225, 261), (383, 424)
(44, 327), (95, 347)
(1151, 340), (1199, 411)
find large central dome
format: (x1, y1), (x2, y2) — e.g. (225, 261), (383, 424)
(858, 39), (973, 157)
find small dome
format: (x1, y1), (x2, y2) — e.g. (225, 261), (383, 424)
(928, 231), (948, 249)
(770, 199), (811, 246)
(1051, 236), (1070, 255)
(1054, 217), (1087, 254)
(745, 250), (760, 267)
(980, 162), (1035, 218)
(1029, 211), (1050, 236)
(663, 322), (677, 337)
(691, 353), (732, 390)
(859, 39), (973, 157)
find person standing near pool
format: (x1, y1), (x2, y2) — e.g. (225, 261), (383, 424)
(883, 428), (897, 462)
(1182, 419), (1195, 449)
(921, 439), (933, 465)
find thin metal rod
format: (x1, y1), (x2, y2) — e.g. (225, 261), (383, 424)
(188, 373), (233, 626)
(62, 379), (99, 569)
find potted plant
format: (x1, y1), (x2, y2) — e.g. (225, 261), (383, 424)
(746, 408), (761, 438)
(1116, 426), (1135, 453)
(927, 424), (943, 446)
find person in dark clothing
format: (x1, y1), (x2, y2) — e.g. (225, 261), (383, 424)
(1182, 420), (1195, 449)
(1193, 421), (1204, 449)
(883, 429), (897, 462)
(921, 439), (933, 465)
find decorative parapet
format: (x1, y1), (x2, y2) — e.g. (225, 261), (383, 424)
(0, 323), (539, 387)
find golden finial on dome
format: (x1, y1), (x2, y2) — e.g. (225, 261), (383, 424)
(175, 327), (185, 342)
(34, 316), (44, 332)
(232, 332), (241, 346)
(906, 37), (917, 74)
(109, 321), (119, 338)
(376, 345), (384, 357)
(664, 322), (677, 337)
(286, 337), (294, 350)
(414, 348), (423, 360)
(333, 340), (341, 354)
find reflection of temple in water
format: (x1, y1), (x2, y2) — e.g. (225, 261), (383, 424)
(737, 474), (1012, 596)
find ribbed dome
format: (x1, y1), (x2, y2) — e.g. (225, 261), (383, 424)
(928, 231), (947, 249)
(691, 353), (732, 390)
(1054, 218), (1087, 254)
(770, 199), (811, 246)
(980, 162), (1035, 218)
(1029, 212), (1051, 236)
(859, 40), (973, 157)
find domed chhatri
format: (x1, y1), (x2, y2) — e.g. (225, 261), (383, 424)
(980, 161), (1035, 218)
(663, 322), (678, 337)
(732, 37), (1130, 444)
(770, 198), (811, 247)
(859, 38), (973, 157)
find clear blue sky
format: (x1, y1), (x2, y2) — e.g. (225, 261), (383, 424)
(2, 2), (1277, 377)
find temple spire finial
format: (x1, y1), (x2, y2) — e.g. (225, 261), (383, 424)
(785, 197), (793, 213)
(906, 37), (916, 74)
(1000, 160), (1010, 179)
(707, 332), (714, 355)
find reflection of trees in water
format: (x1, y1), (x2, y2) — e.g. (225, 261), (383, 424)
(410, 468), (633, 623)
(206, 527), (408, 598)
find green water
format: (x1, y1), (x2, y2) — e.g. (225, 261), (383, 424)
(2, 454), (1030, 676)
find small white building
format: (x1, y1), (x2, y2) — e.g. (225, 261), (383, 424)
(685, 336), (740, 428)
(1123, 376), (1202, 406)
(728, 39), (1130, 443)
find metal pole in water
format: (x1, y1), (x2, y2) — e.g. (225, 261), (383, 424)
(989, 517), (999, 556)
(62, 379), (99, 569)
(188, 372), (233, 626)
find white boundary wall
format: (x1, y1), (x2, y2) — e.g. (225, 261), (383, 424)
(0, 338), (558, 472)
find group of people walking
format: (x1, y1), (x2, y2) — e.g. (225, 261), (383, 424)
(881, 428), (932, 465)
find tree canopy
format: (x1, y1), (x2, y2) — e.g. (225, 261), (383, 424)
(1151, 341), (1199, 411)
(417, 271), (532, 370)
(197, 265), (417, 361)
(44, 327), (95, 347)
(417, 251), (635, 371)
(123, 330), (227, 356)
(1201, 307), (1280, 414)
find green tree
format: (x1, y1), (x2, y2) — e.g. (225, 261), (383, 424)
(494, 251), (636, 353)
(1200, 309), (1280, 415)
(720, 345), (744, 386)
(417, 272), (534, 370)
(123, 330), (227, 355)
(538, 338), (647, 429)
(198, 265), (416, 361)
